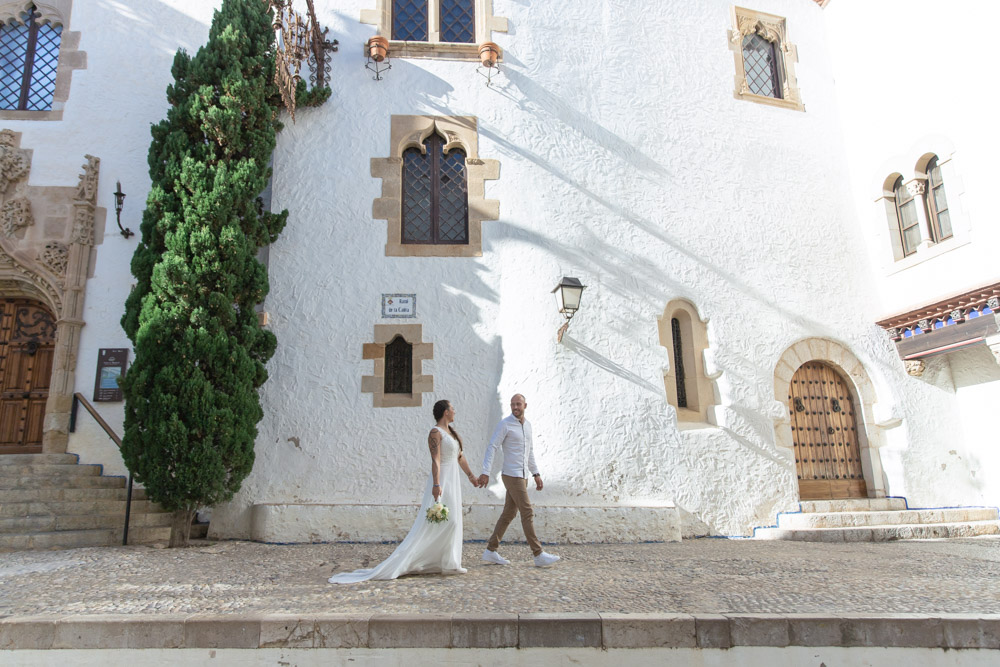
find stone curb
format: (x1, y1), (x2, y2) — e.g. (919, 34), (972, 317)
(1, 613), (998, 650)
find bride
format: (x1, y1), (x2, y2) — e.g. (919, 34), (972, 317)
(328, 400), (480, 583)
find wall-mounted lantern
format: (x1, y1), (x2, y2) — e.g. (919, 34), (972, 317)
(366, 35), (391, 81)
(113, 181), (133, 239)
(552, 276), (586, 343)
(477, 41), (501, 87)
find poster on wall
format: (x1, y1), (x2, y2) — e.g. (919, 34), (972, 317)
(382, 294), (416, 318)
(93, 348), (129, 402)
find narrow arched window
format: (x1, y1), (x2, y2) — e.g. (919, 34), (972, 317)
(893, 176), (920, 257)
(741, 31), (780, 98)
(0, 5), (62, 111)
(384, 335), (413, 394)
(402, 132), (469, 245)
(670, 318), (687, 409)
(924, 156), (952, 242)
(440, 0), (474, 43)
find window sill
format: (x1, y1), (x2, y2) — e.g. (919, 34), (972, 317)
(733, 90), (804, 112)
(885, 235), (970, 276)
(371, 40), (503, 62)
(0, 109), (63, 121)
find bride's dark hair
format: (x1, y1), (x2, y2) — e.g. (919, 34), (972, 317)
(432, 399), (463, 453)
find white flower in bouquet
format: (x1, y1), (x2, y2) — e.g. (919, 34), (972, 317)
(426, 502), (449, 523)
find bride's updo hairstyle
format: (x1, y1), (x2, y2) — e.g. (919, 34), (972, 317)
(432, 399), (463, 452)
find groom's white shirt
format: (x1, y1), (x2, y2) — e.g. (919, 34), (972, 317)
(481, 414), (539, 479)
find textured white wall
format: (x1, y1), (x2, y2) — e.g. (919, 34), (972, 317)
(17, 0), (993, 540)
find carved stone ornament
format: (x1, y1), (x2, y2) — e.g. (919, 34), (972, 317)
(0, 135), (30, 195)
(734, 16), (782, 43)
(989, 297), (1000, 311)
(904, 359), (926, 377)
(990, 343), (1000, 366)
(41, 242), (69, 276)
(75, 155), (100, 204)
(950, 309), (963, 323)
(905, 179), (927, 197)
(918, 319), (931, 331)
(72, 205), (94, 246)
(0, 197), (33, 237)
(885, 327), (900, 341)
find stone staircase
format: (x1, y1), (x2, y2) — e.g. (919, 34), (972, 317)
(0, 453), (173, 551)
(754, 498), (1000, 542)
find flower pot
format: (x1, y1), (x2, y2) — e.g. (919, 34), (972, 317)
(478, 41), (500, 68)
(368, 35), (390, 63)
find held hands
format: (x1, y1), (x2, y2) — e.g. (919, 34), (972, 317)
(466, 472), (479, 487)
(476, 474), (490, 488)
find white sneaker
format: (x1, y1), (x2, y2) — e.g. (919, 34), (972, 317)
(533, 551), (560, 567)
(481, 548), (510, 565)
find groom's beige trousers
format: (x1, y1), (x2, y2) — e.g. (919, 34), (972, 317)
(487, 474), (542, 556)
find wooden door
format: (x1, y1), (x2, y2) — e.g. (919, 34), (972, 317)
(0, 299), (57, 455)
(788, 361), (867, 500)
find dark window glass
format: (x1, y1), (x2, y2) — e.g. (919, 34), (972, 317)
(671, 318), (687, 409)
(402, 132), (469, 245)
(894, 177), (920, 257)
(0, 5), (61, 111)
(392, 0), (428, 41)
(384, 335), (413, 394)
(742, 32), (780, 98)
(925, 157), (952, 242)
(440, 0), (474, 43)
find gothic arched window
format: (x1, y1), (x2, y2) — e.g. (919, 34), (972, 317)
(384, 335), (413, 395)
(741, 31), (780, 99)
(0, 4), (62, 111)
(402, 132), (469, 245)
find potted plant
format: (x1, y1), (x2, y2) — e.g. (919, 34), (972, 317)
(368, 35), (390, 62)
(478, 41), (500, 68)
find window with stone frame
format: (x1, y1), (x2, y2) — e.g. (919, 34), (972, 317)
(362, 324), (433, 408)
(923, 155), (952, 243)
(658, 299), (717, 425)
(372, 115), (498, 258)
(362, 0), (507, 61)
(0, 0), (83, 121)
(0, 4), (61, 111)
(402, 130), (469, 245)
(729, 6), (803, 111)
(383, 334), (413, 394)
(892, 175), (921, 257)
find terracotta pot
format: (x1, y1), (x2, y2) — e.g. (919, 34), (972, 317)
(478, 41), (500, 68)
(368, 35), (390, 63)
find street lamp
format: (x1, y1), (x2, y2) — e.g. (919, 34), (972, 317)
(113, 181), (133, 239)
(552, 276), (586, 343)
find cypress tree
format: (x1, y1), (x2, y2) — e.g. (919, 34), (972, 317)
(121, 0), (287, 546)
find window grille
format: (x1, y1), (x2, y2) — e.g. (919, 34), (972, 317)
(440, 0), (474, 43)
(384, 335), (413, 394)
(392, 0), (428, 41)
(402, 132), (469, 244)
(741, 32), (780, 98)
(0, 5), (62, 111)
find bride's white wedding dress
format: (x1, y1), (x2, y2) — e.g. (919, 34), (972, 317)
(328, 426), (466, 583)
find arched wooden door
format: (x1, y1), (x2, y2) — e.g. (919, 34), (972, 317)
(0, 298), (57, 454)
(788, 361), (867, 500)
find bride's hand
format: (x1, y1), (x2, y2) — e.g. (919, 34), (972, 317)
(467, 473), (477, 486)
(433, 484), (442, 501)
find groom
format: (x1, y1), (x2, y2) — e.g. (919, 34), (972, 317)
(478, 394), (560, 567)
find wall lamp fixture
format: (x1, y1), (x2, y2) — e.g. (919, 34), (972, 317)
(552, 276), (586, 343)
(113, 181), (133, 239)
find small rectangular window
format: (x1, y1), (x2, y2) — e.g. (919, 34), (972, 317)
(392, 0), (428, 41)
(0, 6), (62, 111)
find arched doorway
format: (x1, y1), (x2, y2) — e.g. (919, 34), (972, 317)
(0, 298), (57, 454)
(788, 361), (867, 500)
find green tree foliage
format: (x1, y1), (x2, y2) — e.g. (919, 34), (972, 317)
(121, 0), (288, 528)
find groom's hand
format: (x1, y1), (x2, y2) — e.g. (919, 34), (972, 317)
(477, 474), (489, 488)
(534, 475), (543, 491)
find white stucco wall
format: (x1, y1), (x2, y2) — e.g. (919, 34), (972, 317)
(9, 0), (993, 541)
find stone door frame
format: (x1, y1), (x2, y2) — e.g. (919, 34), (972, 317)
(772, 338), (888, 500)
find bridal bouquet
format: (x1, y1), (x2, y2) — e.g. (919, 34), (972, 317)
(426, 502), (449, 523)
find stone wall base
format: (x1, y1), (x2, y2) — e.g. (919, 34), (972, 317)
(248, 503), (682, 544)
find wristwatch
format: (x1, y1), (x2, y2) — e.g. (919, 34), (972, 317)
(532, 473), (541, 478)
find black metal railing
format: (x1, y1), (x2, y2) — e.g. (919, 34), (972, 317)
(69, 393), (133, 546)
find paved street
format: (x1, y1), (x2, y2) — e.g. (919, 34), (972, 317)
(2, 537), (999, 617)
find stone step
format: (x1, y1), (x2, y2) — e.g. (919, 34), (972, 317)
(0, 525), (171, 551)
(0, 453), (80, 466)
(0, 463), (103, 477)
(799, 498), (907, 513)
(755, 520), (1000, 542)
(0, 487), (149, 502)
(0, 510), (172, 533)
(0, 475), (126, 490)
(777, 507), (999, 529)
(0, 499), (161, 518)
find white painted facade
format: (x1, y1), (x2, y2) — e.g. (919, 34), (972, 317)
(3, 0), (996, 541)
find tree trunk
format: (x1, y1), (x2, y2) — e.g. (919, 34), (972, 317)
(169, 508), (196, 548)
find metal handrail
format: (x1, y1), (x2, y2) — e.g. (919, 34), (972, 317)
(69, 392), (133, 546)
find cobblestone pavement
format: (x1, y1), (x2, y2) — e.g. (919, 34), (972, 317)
(1, 538), (999, 618)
